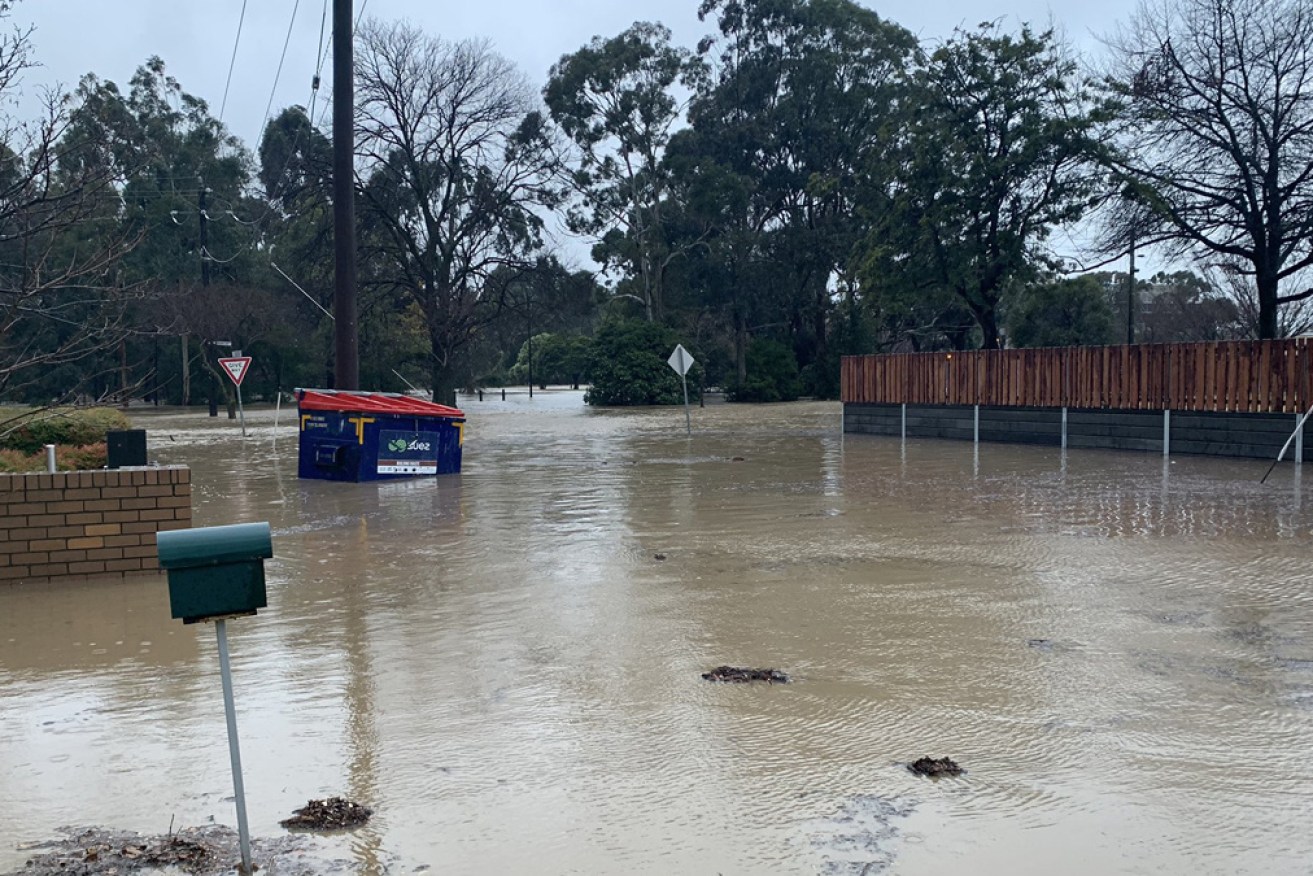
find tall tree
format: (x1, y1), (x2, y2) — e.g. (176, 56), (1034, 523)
(1104, 0), (1313, 338)
(354, 20), (565, 405)
(862, 23), (1107, 349)
(675, 0), (916, 381)
(545, 22), (704, 323)
(63, 57), (264, 409)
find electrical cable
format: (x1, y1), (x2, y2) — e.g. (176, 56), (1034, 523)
(307, 0), (330, 126)
(219, 0), (250, 124)
(309, 0), (366, 129)
(201, 243), (253, 265)
(256, 0), (302, 151)
(271, 258), (334, 319)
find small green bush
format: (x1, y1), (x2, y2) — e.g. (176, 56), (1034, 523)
(0, 407), (132, 454)
(726, 340), (803, 403)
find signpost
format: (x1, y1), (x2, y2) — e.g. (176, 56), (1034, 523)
(219, 356), (252, 437)
(667, 344), (695, 436)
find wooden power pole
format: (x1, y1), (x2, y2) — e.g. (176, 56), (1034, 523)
(333, 0), (359, 390)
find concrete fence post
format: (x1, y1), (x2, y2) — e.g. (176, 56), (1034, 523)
(1163, 410), (1171, 457)
(1297, 413), (1305, 466)
(901, 403), (906, 441)
(974, 405), (980, 444)
(1061, 407), (1068, 450)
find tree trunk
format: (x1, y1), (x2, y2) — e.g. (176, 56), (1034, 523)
(977, 306), (1001, 350)
(430, 360), (459, 408)
(1258, 271), (1280, 339)
(735, 309), (748, 384)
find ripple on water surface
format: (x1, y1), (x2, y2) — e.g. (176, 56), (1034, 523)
(2, 400), (1313, 874)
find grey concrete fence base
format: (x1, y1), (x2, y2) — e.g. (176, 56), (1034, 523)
(845, 403), (1309, 461)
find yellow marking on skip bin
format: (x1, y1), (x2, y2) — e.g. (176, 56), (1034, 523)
(347, 416), (376, 444)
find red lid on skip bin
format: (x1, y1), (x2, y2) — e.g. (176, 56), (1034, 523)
(297, 389), (464, 418)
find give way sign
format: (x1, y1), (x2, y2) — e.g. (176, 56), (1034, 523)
(218, 356), (252, 386)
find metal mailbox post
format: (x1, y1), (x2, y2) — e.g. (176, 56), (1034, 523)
(158, 522), (273, 876)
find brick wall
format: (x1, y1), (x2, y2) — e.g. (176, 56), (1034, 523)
(0, 466), (191, 584)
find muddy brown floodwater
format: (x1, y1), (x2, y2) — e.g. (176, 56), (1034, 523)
(3, 395), (1313, 874)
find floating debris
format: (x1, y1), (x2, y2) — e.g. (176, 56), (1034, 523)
(280, 797), (373, 831)
(654, 553), (667, 561)
(908, 757), (963, 777)
(701, 666), (789, 684)
(731, 456), (746, 462)
(13, 825), (335, 875)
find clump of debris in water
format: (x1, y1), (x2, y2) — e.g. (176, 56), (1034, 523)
(701, 666), (790, 684)
(280, 798), (373, 831)
(908, 756), (964, 777)
(12, 824), (355, 875)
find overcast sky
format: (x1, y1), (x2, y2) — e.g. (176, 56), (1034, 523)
(16, 0), (1143, 157)
(10, 0), (1150, 274)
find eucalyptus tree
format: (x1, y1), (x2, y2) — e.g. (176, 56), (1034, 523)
(675, 0), (917, 384)
(354, 20), (566, 405)
(545, 22), (704, 323)
(63, 57), (265, 406)
(1104, 0), (1313, 338)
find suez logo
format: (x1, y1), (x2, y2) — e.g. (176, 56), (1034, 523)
(387, 437), (432, 453)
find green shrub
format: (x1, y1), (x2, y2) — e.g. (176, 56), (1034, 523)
(0, 443), (107, 473)
(585, 320), (700, 406)
(0, 407), (132, 454)
(725, 340), (803, 403)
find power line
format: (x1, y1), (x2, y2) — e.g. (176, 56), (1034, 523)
(257, 0), (303, 151)
(308, 0), (366, 129)
(308, 0), (330, 127)
(219, 0), (250, 124)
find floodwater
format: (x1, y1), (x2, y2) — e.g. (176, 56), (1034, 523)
(3, 394), (1313, 875)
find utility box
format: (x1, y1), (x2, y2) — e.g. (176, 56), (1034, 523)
(158, 522), (273, 624)
(106, 429), (147, 468)
(296, 389), (465, 482)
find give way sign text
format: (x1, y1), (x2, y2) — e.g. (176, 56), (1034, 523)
(219, 357), (252, 387)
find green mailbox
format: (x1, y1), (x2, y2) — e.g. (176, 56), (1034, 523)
(158, 522), (273, 624)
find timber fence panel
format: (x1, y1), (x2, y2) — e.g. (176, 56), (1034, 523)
(843, 338), (1313, 414)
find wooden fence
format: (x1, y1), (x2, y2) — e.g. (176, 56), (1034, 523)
(841, 339), (1313, 414)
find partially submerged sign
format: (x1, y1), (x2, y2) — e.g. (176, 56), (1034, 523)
(668, 344), (695, 435)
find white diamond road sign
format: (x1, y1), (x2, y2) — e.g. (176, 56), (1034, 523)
(219, 357), (252, 387)
(667, 344), (694, 377)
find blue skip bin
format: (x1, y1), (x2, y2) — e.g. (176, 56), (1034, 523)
(297, 389), (465, 482)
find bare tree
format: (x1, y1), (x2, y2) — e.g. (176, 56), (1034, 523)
(354, 20), (565, 405)
(1219, 266), (1313, 338)
(1104, 0), (1313, 338)
(0, 2), (138, 403)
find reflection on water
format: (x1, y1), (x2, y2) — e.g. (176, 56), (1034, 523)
(3, 396), (1313, 874)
